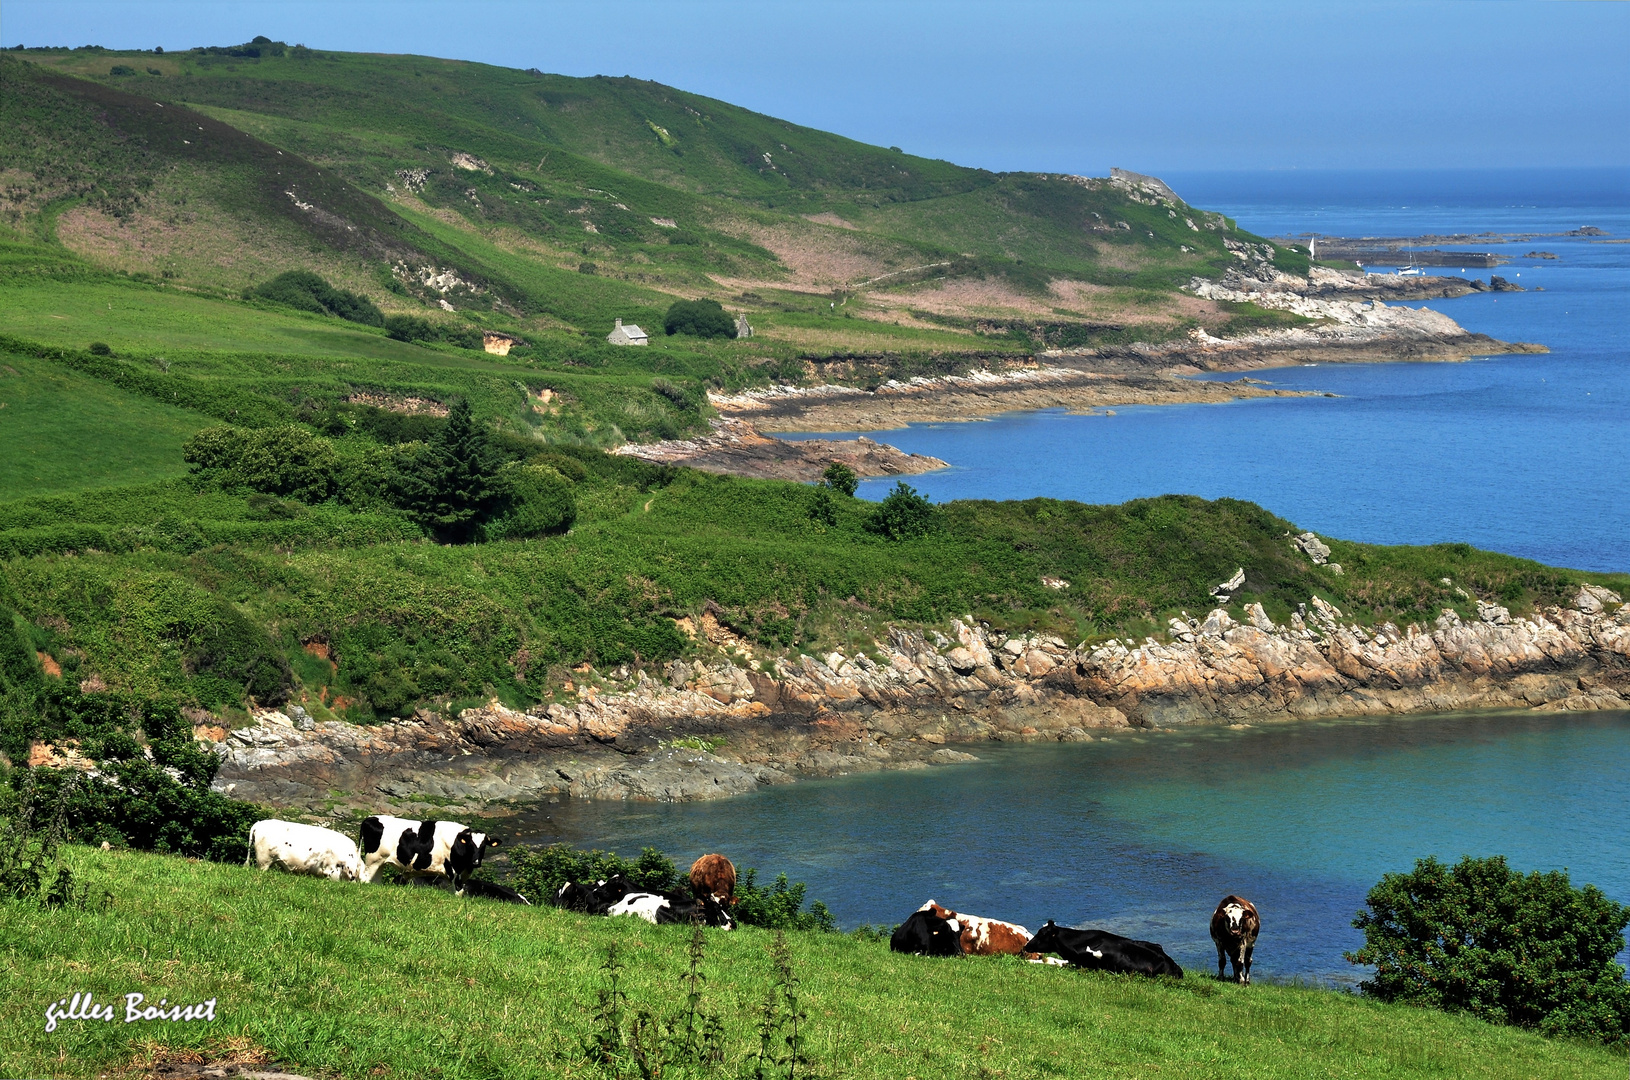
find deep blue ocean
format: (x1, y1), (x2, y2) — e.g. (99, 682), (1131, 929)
(789, 167), (1630, 573)
(537, 172), (1630, 982)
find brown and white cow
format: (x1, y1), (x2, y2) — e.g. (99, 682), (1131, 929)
(919, 900), (1033, 957)
(1209, 894), (1261, 983)
(690, 853), (736, 905)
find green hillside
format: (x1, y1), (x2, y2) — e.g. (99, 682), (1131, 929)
(2, 40), (1300, 357)
(2, 847), (1623, 1080)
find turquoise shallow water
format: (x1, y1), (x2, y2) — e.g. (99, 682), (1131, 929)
(525, 172), (1630, 985)
(525, 709), (1630, 984)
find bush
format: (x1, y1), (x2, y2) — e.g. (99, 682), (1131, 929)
(733, 869), (837, 932)
(3, 690), (267, 862)
(88, 341), (111, 355)
(663, 298), (737, 339)
(384, 314), (483, 349)
(820, 462), (858, 497)
(183, 425), (338, 502)
(867, 481), (938, 541)
(489, 463), (577, 540)
(510, 844), (681, 900)
(1348, 855), (1630, 1046)
(251, 270), (384, 326)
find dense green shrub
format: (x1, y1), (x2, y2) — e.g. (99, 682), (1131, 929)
(663, 298), (736, 339)
(87, 341), (111, 355)
(2, 689), (267, 862)
(391, 398), (504, 543)
(734, 869), (837, 933)
(1348, 855), (1630, 1046)
(867, 481), (938, 541)
(820, 462), (858, 497)
(0, 606), (42, 693)
(251, 270), (384, 326)
(183, 425), (338, 502)
(510, 843), (681, 899)
(384, 314), (483, 349)
(489, 462), (577, 539)
(183, 596), (293, 707)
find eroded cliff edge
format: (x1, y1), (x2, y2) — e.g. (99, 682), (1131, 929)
(211, 586), (1628, 816)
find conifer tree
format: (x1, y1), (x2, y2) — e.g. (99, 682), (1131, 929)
(393, 398), (502, 542)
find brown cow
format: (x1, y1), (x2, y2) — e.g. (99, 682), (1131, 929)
(1209, 894), (1261, 983)
(689, 853), (736, 905)
(920, 900), (1033, 957)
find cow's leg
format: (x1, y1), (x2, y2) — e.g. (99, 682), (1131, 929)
(1242, 941), (1254, 985)
(1216, 944), (1228, 980)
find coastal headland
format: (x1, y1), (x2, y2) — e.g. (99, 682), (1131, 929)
(209, 585), (1628, 816)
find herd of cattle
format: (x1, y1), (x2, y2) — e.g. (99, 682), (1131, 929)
(245, 816), (1262, 982)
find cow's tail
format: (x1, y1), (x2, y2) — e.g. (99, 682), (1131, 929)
(243, 822), (258, 867)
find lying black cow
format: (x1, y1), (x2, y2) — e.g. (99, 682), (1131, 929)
(890, 909), (965, 957)
(1024, 921), (1183, 977)
(460, 878), (532, 905)
(553, 875), (637, 914)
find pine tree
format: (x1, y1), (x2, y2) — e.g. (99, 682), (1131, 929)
(392, 398), (502, 542)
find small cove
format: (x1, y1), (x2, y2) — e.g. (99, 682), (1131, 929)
(521, 709), (1630, 984)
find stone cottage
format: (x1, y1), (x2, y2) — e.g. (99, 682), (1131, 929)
(607, 318), (649, 346)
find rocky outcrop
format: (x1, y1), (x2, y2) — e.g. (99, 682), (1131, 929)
(209, 592), (1627, 815)
(611, 416), (946, 482)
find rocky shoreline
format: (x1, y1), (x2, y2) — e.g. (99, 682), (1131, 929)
(610, 416), (947, 482)
(210, 585), (1628, 818)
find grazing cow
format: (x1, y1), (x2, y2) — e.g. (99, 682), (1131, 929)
(1023, 921), (1184, 978)
(357, 815), (499, 891)
(607, 890), (734, 928)
(889, 909), (965, 957)
(460, 878), (532, 905)
(246, 820), (361, 882)
(919, 900), (1032, 957)
(689, 853), (737, 905)
(1210, 894), (1261, 984)
(553, 875), (637, 914)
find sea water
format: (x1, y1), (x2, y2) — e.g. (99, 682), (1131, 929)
(527, 709), (1630, 983)
(783, 168), (1630, 572)
(527, 173), (1630, 983)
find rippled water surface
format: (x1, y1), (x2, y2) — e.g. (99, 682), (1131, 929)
(524, 710), (1630, 983)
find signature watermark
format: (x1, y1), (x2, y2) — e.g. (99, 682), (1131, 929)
(44, 992), (216, 1033)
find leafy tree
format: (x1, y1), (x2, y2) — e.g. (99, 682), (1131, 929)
(663, 298), (737, 339)
(806, 486), (838, 527)
(488, 462), (577, 539)
(391, 398), (503, 543)
(820, 462), (858, 497)
(1348, 855), (1630, 1045)
(182, 425), (337, 502)
(867, 481), (938, 541)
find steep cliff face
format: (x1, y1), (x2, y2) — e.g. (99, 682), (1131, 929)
(211, 588), (1627, 815)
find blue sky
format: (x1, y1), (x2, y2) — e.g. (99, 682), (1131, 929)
(5, 1), (1626, 173)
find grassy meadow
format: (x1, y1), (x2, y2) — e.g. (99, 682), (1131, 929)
(2, 847), (1625, 1080)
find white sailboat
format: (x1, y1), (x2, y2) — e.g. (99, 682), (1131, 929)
(1396, 253), (1424, 276)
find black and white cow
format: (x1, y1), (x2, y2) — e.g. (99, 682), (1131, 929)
(1022, 921), (1184, 977)
(607, 890), (735, 929)
(358, 815), (499, 891)
(553, 875), (637, 914)
(889, 909), (965, 957)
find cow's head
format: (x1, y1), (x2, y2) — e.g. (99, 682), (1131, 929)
(1022, 920), (1063, 956)
(1220, 903), (1248, 934)
(333, 851), (362, 882)
(449, 830), (500, 878)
